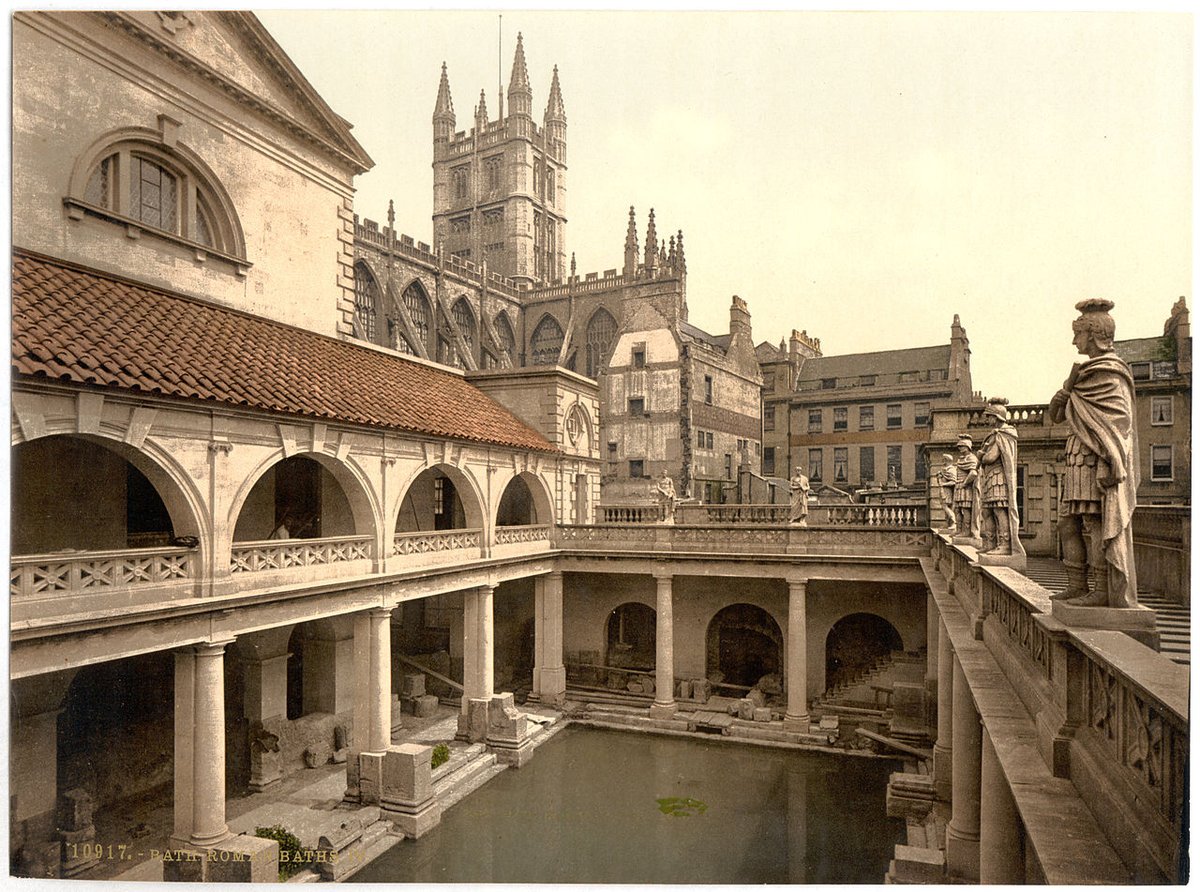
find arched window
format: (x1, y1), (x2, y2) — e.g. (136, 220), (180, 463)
(585, 307), (617, 378)
(68, 131), (245, 263)
(494, 311), (516, 366)
(402, 281), (432, 352)
(530, 314), (564, 366)
(354, 262), (380, 342)
(452, 297), (476, 358)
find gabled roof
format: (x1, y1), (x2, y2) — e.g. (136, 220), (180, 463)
(679, 320), (730, 353)
(797, 344), (950, 382)
(12, 251), (556, 453)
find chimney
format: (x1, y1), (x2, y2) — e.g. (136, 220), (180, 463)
(729, 295), (752, 339)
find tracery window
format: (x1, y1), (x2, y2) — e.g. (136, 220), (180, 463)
(402, 281), (432, 352)
(494, 311), (516, 366)
(451, 297), (475, 363)
(353, 262), (380, 341)
(585, 308), (617, 378)
(530, 314), (565, 365)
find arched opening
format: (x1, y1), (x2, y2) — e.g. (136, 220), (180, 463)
(495, 472), (552, 527)
(493, 311), (516, 367)
(402, 280), (433, 354)
(824, 613), (903, 692)
(354, 262), (381, 344)
(585, 307), (617, 378)
(530, 314), (564, 366)
(706, 603), (783, 689)
(286, 625), (306, 721)
(606, 602), (656, 671)
(12, 436), (180, 554)
(232, 454), (358, 542)
(396, 466), (480, 533)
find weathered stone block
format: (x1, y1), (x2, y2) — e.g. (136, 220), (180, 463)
(304, 744), (332, 768)
(401, 674), (426, 698)
(358, 751), (385, 805)
(752, 707), (773, 723)
(413, 694), (440, 718)
(315, 817), (364, 881)
(381, 743), (433, 806)
(207, 835), (278, 884)
(819, 715), (839, 731)
(161, 848), (206, 882)
(889, 844), (945, 883)
(677, 679), (692, 699)
(748, 689), (767, 707)
(737, 698), (755, 720)
(691, 679), (712, 702)
(889, 682), (926, 736)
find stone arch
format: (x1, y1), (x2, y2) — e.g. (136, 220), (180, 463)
(606, 602), (656, 670)
(228, 450), (379, 545)
(392, 461), (486, 534)
(11, 432), (206, 555)
(823, 612), (904, 693)
(705, 603), (784, 688)
(495, 470), (555, 527)
(584, 306), (618, 378)
(530, 313), (565, 366)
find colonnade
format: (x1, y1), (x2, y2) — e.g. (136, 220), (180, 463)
(930, 616), (1025, 884)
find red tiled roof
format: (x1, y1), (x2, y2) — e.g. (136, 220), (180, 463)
(11, 251), (557, 453)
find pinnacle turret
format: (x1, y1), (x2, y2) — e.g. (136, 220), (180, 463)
(507, 32), (533, 120)
(644, 208), (658, 271)
(475, 89), (489, 128)
(676, 229), (686, 273)
(623, 206), (639, 277)
(544, 65), (566, 124)
(433, 62), (456, 143)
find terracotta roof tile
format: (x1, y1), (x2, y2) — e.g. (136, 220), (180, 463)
(12, 252), (557, 454)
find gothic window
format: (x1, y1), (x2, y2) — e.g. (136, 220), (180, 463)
(585, 308), (617, 378)
(402, 281), (432, 352)
(545, 167), (555, 203)
(452, 166), (469, 201)
(484, 155), (502, 192)
(534, 164), (543, 197)
(390, 324), (415, 356)
(494, 311), (516, 365)
(450, 216), (471, 235)
(451, 297), (475, 362)
(530, 314), (564, 365)
(70, 136), (244, 261)
(353, 262), (380, 341)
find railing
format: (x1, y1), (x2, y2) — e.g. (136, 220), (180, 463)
(597, 503), (666, 524)
(967, 403), (1048, 427)
(1132, 506), (1190, 604)
(494, 524), (551, 545)
(230, 536), (372, 574)
(392, 528), (482, 556)
(676, 503), (790, 525)
(11, 546), (196, 599)
(819, 503), (927, 527)
(555, 524), (931, 556)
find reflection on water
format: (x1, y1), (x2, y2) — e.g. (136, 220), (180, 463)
(354, 725), (904, 884)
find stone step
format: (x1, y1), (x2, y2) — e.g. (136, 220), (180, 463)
(433, 750), (501, 811)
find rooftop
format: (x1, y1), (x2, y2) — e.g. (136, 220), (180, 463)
(11, 251), (557, 453)
(797, 344), (951, 381)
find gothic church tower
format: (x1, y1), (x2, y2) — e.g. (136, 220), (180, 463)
(432, 35), (567, 286)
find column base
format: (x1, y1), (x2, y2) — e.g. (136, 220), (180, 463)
(455, 698), (490, 743)
(382, 798), (442, 840)
(945, 824), (980, 882)
(649, 702), (678, 718)
(489, 737), (537, 767)
(357, 751), (386, 806)
(162, 836), (277, 883)
(932, 743), (953, 801)
(782, 715), (810, 733)
(534, 667), (567, 706)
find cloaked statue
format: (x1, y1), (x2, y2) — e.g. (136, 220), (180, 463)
(976, 397), (1027, 569)
(1049, 299), (1139, 607)
(951, 435), (981, 545)
(788, 466), (811, 526)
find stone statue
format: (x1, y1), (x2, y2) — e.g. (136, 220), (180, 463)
(977, 397), (1027, 566)
(936, 453), (958, 533)
(653, 470), (677, 522)
(951, 435), (981, 544)
(1049, 299), (1139, 607)
(788, 467), (810, 526)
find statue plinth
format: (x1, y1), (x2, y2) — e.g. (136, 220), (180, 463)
(952, 534), (982, 549)
(1050, 601), (1159, 650)
(976, 551), (1027, 572)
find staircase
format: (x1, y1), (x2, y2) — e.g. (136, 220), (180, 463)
(1025, 557), (1190, 665)
(820, 651), (925, 710)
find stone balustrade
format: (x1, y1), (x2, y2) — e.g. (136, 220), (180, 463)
(931, 535), (1188, 882)
(494, 524), (551, 545)
(10, 545), (196, 599)
(555, 523), (932, 557)
(230, 535), (373, 574)
(819, 503), (927, 527)
(675, 503), (791, 525)
(597, 503), (666, 524)
(392, 528), (482, 556)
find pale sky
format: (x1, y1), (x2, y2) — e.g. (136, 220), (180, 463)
(259, 10), (1192, 404)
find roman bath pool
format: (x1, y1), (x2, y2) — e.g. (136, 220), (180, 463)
(355, 726), (904, 883)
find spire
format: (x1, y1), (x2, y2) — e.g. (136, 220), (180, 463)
(510, 32), (531, 90)
(623, 206), (639, 277)
(433, 62), (456, 143)
(668, 234), (677, 270)
(644, 208), (658, 271)
(544, 65), (566, 123)
(676, 229), (686, 274)
(475, 89), (489, 128)
(507, 32), (533, 122)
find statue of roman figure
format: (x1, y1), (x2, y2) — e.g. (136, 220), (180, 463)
(977, 397), (1026, 563)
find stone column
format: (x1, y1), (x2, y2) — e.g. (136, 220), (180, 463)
(980, 728), (1023, 884)
(173, 640), (234, 848)
(650, 571), (676, 717)
(932, 617), (954, 801)
(784, 577), (809, 731)
(351, 608), (393, 804)
(477, 585), (495, 701)
(925, 590), (938, 704)
(532, 571), (567, 705)
(461, 589), (480, 707)
(946, 654), (982, 882)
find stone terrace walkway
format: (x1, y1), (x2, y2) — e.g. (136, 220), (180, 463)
(1024, 557), (1190, 665)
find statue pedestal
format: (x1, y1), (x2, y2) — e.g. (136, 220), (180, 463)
(976, 551), (1027, 572)
(1050, 602), (1159, 650)
(952, 535), (981, 550)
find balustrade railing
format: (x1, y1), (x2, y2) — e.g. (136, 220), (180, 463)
(231, 535), (372, 574)
(494, 524), (551, 545)
(11, 546), (197, 599)
(392, 528), (482, 556)
(675, 503), (791, 525)
(597, 503), (665, 524)
(818, 503), (927, 527)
